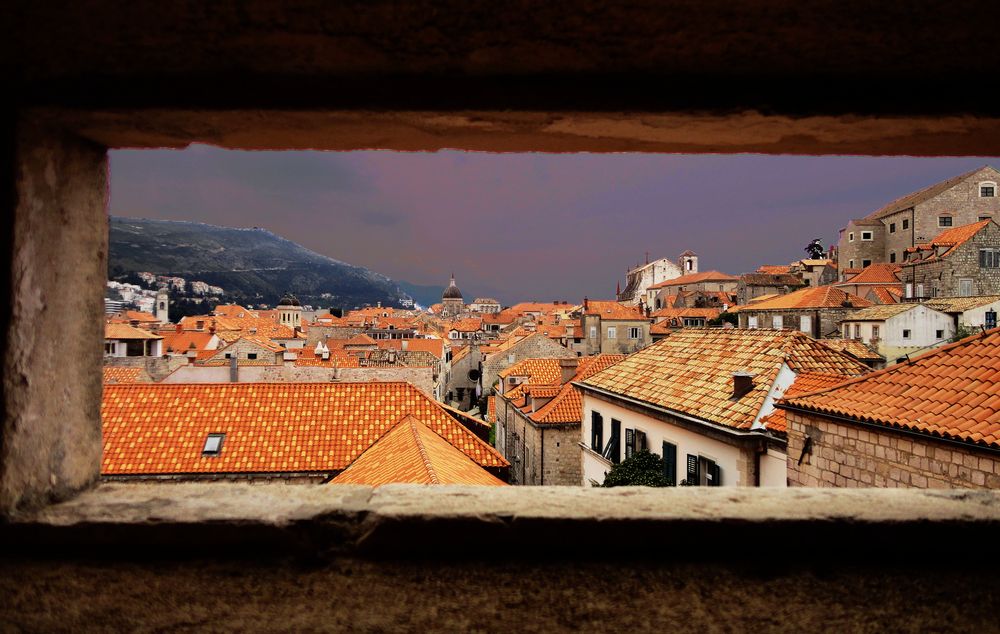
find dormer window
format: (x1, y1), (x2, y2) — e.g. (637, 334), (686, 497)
(202, 433), (225, 456)
(980, 181), (996, 197)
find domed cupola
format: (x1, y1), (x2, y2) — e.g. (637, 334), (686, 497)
(442, 274), (463, 300)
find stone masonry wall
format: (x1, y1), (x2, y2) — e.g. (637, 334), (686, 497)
(786, 409), (1000, 487)
(206, 338), (281, 364)
(838, 221), (885, 270)
(904, 222), (1000, 297)
(496, 395), (582, 486)
(482, 335), (575, 398)
(911, 170), (1000, 245)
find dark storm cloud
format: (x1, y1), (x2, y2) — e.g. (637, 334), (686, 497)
(110, 148), (1000, 305)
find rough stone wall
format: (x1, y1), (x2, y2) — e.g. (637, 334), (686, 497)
(496, 396), (581, 486)
(837, 221), (886, 270)
(336, 367), (434, 398)
(540, 425), (583, 486)
(207, 338), (281, 364)
(911, 170), (1000, 244)
(787, 409), (1000, 487)
(104, 355), (187, 382)
(1, 125), (107, 514)
(482, 335), (574, 397)
(882, 209), (916, 263)
(904, 222), (1000, 297)
(738, 307), (854, 337)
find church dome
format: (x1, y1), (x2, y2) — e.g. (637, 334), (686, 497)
(442, 275), (463, 300)
(278, 294), (301, 307)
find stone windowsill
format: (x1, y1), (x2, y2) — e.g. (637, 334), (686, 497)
(3, 483), (999, 562)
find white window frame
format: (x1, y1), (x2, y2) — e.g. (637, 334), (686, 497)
(607, 326), (617, 340)
(799, 314), (812, 334)
(959, 278), (974, 297)
(589, 326), (597, 339)
(747, 315), (758, 329)
(902, 329), (912, 340)
(861, 231), (873, 241)
(628, 326), (640, 339)
(848, 232), (855, 242)
(980, 181), (997, 198)
(772, 315), (783, 329)
(872, 325), (880, 339)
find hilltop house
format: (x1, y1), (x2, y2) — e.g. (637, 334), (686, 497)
(837, 165), (1000, 272)
(900, 219), (1000, 299)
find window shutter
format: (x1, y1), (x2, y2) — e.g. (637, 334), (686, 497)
(708, 462), (722, 487)
(591, 412), (603, 452)
(609, 419), (621, 464)
(686, 454), (700, 485)
(663, 442), (677, 486)
(624, 429), (635, 459)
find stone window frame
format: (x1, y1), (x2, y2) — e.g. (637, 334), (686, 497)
(861, 231), (873, 241)
(980, 181), (997, 198)
(849, 232), (855, 242)
(939, 216), (954, 227)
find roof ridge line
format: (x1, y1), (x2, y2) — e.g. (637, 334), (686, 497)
(406, 416), (440, 484)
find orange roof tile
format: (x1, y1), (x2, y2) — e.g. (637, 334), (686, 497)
(583, 300), (648, 320)
(377, 338), (445, 359)
(161, 330), (217, 353)
(871, 285), (903, 304)
(756, 265), (792, 275)
(105, 323), (163, 340)
(344, 333), (378, 346)
(837, 263), (901, 285)
(904, 219), (992, 261)
(123, 310), (158, 323)
(450, 317), (484, 332)
(732, 286), (872, 312)
(781, 328), (1000, 449)
(647, 271), (739, 290)
(102, 382), (507, 475)
(499, 358), (565, 400)
(820, 339), (884, 362)
(531, 355), (626, 425)
(330, 416), (506, 487)
(581, 330), (868, 430)
(213, 305), (258, 318)
(102, 366), (147, 384)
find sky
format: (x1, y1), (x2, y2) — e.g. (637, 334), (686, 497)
(110, 148), (999, 305)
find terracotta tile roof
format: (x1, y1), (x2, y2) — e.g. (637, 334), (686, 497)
(904, 220), (992, 261)
(124, 310), (158, 323)
(732, 286), (872, 312)
(344, 333), (378, 346)
(746, 293), (779, 304)
(236, 334), (285, 352)
(871, 285), (903, 304)
(162, 331), (216, 353)
(647, 270), (739, 290)
(213, 305), (258, 318)
(499, 358), (565, 399)
(819, 339), (884, 362)
(102, 382), (507, 475)
(102, 366), (147, 384)
(535, 324), (567, 338)
(760, 372), (853, 433)
(486, 396), (496, 424)
(925, 295), (1000, 313)
(581, 330), (868, 431)
(450, 317), (484, 332)
(330, 416), (506, 487)
(105, 323), (163, 340)
(756, 265), (792, 275)
(532, 355), (625, 424)
(651, 307), (721, 320)
(837, 263), (901, 285)
(740, 273), (805, 287)
(583, 300), (648, 320)
(781, 328), (1000, 449)
(451, 345), (470, 364)
(864, 166), (995, 221)
(798, 259), (835, 267)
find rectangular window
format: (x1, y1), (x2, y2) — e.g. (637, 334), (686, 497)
(772, 315), (783, 329)
(960, 279), (974, 297)
(606, 419), (621, 464)
(853, 324), (861, 339)
(982, 185), (996, 197)
(662, 441), (677, 486)
(861, 231), (873, 241)
(889, 222), (896, 233)
(916, 283), (924, 298)
(905, 283), (913, 298)
(589, 325), (597, 339)
(628, 326), (640, 339)
(935, 329), (944, 339)
(889, 251), (896, 263)
(247, 352), (258, 360)
(590, 411), (603, 453)
(872, 325), (879, 339)
(862, 259), (871, 268)
(979, 248), (1000, 268)
(202, 433), (225, 456)
(624, 428), (634, 460)
(903, 219), (910, 230)
(849, 259), (855, 269)
(747, 315), (758, 329)
(986, 310), (998, 329)
(939, 216), (953, 227)
(843, 324), (850, 338)
(607, 327), (616, 339)
(799, 314), (812, 334)
(686, 454), (700, 486)
(704, 458), (722, 487)
(902, 329), (911, 339)
(849, 232), (855, 242)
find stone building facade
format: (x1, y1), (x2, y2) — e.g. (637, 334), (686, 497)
(736, 273), (806, 305)
(616, 254), (688, 306)
(838, 166), (1000, 271)
(495, 395), (582, 486)
(579, 300), (652, 355)
(480, 334), (576, 398)
(901, 220), (1000, 299)
(784, 409), (1000, 488)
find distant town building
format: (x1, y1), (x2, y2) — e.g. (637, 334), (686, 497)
(900, 219), (1000, 299)
(579, 299), (652, 355)
(441, 274), (465, 317)
(616, 252), (693, 306)
(837, 165), (1000, 273)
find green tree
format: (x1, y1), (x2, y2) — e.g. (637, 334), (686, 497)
(951, 323), (977, 343)
(599, 450), (670, 487)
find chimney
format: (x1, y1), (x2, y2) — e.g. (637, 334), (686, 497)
(229, 355), (239, 382)
(583, 296), (589, 311)
(732, 372), (754, 399)
(559, 357), (580, 383)
(186, 349), (197, 364)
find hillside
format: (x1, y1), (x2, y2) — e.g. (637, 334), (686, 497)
(109, 217), (413, 308)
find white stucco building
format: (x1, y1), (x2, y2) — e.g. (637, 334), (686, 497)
(839, 303), (954, 364)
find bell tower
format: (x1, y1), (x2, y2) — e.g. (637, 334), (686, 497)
(155, 286), (170, 324)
